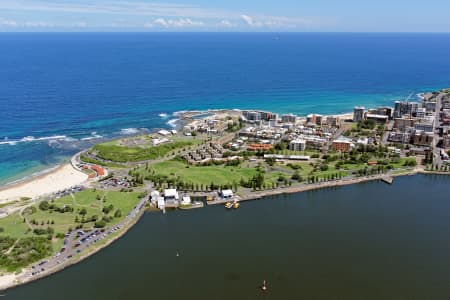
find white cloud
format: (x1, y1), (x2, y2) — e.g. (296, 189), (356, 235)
(217, 20), (235, 28)
(240, 15), (258, 27)
(153, 18), (204, 28)
(239, 14), (328, 29)
(0, 0), (336, 31)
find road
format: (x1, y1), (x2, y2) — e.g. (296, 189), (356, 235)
(433, 92), (444, 168)
(18, 195), (149, 282)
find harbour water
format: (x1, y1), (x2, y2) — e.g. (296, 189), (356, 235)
(5, 174), (450, 299)
(1, 33), (450, 184)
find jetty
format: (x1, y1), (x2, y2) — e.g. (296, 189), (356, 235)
(381, 176), (394, 184)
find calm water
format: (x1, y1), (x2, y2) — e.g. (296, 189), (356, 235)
(5, 175), (450, 299)
(1, 33), (450, 184)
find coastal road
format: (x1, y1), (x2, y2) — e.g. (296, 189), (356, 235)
(17, 195), (149, 283)
(433, 93), (444, 168)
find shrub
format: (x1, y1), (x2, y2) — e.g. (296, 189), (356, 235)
(94, 220), (107, 228)
(38, 201), (50, 211)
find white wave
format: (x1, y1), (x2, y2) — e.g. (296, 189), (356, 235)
(172, 110), (186, 116)
(120, 128), (140, 135)
(167, 119), (179, 128)
(0, 140), (17, 145)
(0, 135), (68, 145)
(81, 132), (104, 141)
(159, 113), (168, 118)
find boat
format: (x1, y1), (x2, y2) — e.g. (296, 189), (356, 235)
(225, 202), (233, 209)
(261, 280), (268, 292)
(233, 202), (240, 209)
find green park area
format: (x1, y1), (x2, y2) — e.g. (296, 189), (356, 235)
(0, 189), (142, 272)
(88, 137), (199, 163)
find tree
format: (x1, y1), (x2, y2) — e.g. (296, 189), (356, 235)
(94, 220), (107, 228)
(291, 171), (301, 181)
(265, 156), (276, 166)
(114, 209), (122, 218)
(79, 208), (87, 216)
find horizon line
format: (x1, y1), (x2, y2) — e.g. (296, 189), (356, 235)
(1, 31), (450, 34)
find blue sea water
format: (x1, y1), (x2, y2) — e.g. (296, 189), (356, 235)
(1, 32), (450, 184)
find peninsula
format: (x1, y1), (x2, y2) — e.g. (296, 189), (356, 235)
(1, 88), (450, 291)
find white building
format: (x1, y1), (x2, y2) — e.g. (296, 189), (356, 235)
(221, 189), (234, 199)
(157, 197), (165, 209)
(164, 189), (179, 206)
(289, 139), (306, 151)
(150, 191), (160, 205)
(181, 196), (191, 205)
(152, 137), (170, 146)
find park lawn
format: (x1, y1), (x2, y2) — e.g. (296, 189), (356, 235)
(104, 191), (142, 215)
(91, 139), (196, 162)
(0, 212), (30, 239)
(147, 160), (260, 186)
(390, 157), (417, 169)
(22, 189), (142, 236)
(80, 154), (124, 168)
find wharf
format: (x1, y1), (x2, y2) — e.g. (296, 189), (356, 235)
(381, 176), (394, 184)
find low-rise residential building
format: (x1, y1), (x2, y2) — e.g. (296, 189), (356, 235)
(332, 138), (354, 152)
(388, 131), (411, 144)
(247, 144), (272, 151)
(412, 130), (434, 147)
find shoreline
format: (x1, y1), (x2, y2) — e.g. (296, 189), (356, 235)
(0, 163), (89, 204)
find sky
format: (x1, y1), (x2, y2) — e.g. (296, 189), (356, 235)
(0, 0), (449, 32)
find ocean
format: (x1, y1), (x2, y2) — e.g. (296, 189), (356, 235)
(1, 32), (450, 184)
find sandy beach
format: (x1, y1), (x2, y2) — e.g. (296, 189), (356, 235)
(0, 164), (89, 203)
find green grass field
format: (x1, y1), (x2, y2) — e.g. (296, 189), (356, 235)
(90, 138), (198, 162)
(144, 160), (260, 186)
(0, 213), (29, 239)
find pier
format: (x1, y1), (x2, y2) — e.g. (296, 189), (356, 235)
(381, 176), (394, 184)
